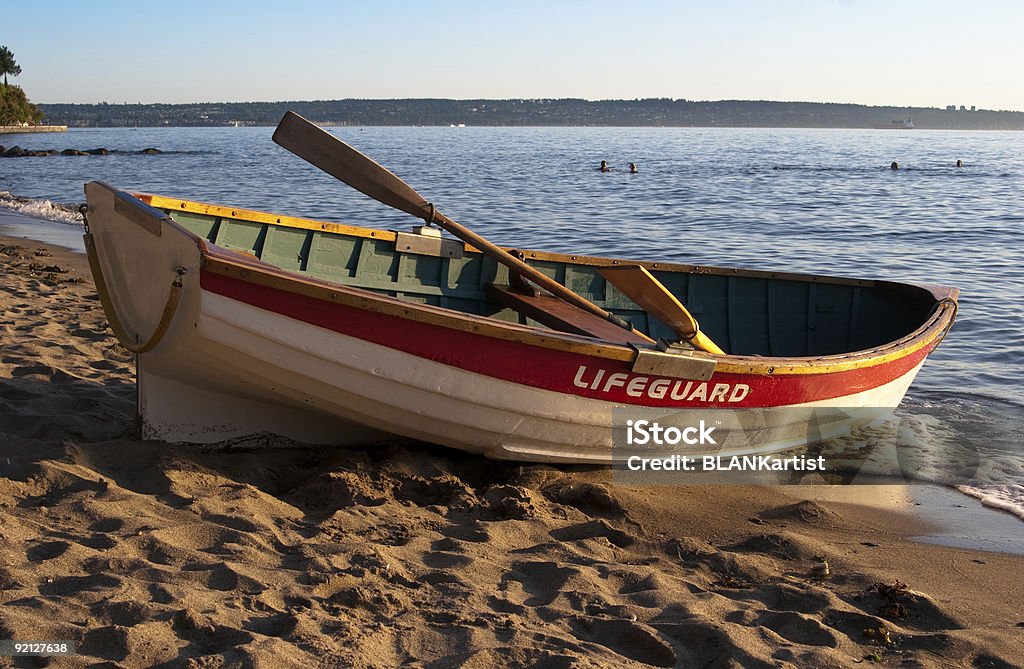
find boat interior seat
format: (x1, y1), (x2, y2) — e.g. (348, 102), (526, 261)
(486, 283), (652, 345)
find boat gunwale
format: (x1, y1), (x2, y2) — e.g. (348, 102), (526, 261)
(201, 252), (640, 360)
(200, 252), (956, 380)
(131, 190), (957, 377)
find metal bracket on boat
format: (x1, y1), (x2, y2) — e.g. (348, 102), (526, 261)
(394, 226), (464, 259)
(79, 203), (91, 232)
(506, 249), (541, 296)
(630, 341), (717, 380)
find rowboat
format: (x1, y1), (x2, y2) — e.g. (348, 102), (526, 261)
(80, 114), (958, 464)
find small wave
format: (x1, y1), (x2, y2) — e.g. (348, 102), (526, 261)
(769, 165), (879, 174)
(0, 191), (84, 225)
(956, 485), (1024, 521)
(908, 389), (1024, 414)
(810, 410), (1024, 523)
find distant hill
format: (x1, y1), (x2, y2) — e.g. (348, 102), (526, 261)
(36, 98), (1024, 130)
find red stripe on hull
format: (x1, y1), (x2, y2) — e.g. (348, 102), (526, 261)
(200, 271), (932, 408)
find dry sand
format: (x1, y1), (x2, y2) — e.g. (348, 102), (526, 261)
(1, 232), (1022, 668)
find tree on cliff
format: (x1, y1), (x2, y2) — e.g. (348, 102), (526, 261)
(0, 86), (41, 125)
(0, 46), (22, 87)
(0, 47), (40, 125)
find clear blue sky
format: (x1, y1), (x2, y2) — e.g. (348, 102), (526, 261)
(5, 0), (1023, 111)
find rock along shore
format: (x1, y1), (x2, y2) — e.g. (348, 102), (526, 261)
(0, 145), (160, 157)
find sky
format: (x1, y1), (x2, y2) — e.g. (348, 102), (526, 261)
(4, 0), (1024, 111)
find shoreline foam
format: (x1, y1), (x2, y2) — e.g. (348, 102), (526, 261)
(0, 191), (84, 226)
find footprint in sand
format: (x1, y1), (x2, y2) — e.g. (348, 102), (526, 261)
(486, 595), (527, 615)
(79, 533), (118, 550)
(96, 600), (155, 627)
(26, 540), (70, 562)
(611, 570), (668, 596)
(88, 517), (125, 533)
(173, 608), (254, 649)
(11, 363), (75, 383)
(504, 561), (581, 607)
(202, 513), (262, 534)
(570, 617), (677, 667)
(550, 519), (636, 548)
(549, 482), (626, 516)
(718, 581), (835, 614)
(422, 549), (475, 570)
(39, 573), (122, 596)
(78, 626), (133, 663)
(655, 620), (774, 669)
(755, 610), (840, 647)
(725, 532), (810, 561)
(148, 583), (175, 604)
(0, 384), (42, 401)
(88, 359), (122, 371)
(205, 566), (241, 592)
(441, 520), (491, 543)
(71, 327), (106, 340)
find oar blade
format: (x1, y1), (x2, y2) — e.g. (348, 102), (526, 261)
(600, 265), (696, 333)
(273, 111), (432, 221)
(600, 265), (724, 354)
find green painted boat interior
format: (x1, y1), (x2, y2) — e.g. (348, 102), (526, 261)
(165, 207), (938, 357)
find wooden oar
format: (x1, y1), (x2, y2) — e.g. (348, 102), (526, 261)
(599, 265), (725, 355)
(272, 111), (654, 343)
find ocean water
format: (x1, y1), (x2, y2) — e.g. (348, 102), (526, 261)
(2, 125), (1022, 518)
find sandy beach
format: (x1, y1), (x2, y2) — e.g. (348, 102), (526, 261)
(1, 226), (1022, 668)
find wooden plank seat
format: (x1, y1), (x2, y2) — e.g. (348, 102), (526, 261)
(487, 284), (652, 344)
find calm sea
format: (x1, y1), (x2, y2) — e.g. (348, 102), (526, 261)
(2, 125), (1022, 518)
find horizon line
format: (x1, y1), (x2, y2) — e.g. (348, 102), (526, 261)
(32, 97), (1024, 114)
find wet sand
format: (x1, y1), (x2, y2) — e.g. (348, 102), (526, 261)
(1, 228), (1023, 667)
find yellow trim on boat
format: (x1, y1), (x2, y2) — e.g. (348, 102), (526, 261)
(138, 193), (402, 244)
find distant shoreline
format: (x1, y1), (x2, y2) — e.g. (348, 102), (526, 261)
(30, 124), (1024, 133)
(37, 98), (1024, 131)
